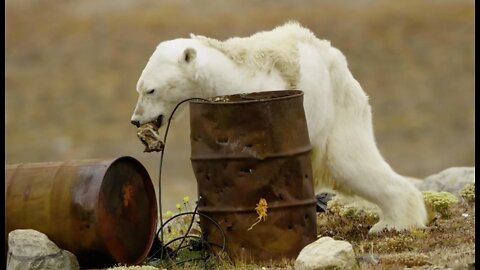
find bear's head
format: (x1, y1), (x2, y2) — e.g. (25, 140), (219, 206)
(131, 39), (200, 129)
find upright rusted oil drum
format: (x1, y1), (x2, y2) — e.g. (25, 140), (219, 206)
(5, 156), (158, 268)
(190, 90), (317, 262)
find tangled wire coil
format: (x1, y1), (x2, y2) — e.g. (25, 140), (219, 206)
(142, 98), (227, 269)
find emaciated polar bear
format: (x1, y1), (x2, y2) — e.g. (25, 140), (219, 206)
(130, 21), (427, 233)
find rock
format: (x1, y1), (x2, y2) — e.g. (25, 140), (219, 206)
(294, 236), (359, 270)
(7, 229), (80, 270)
(416, 167), (475, 198)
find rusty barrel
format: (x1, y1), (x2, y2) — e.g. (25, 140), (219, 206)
(5, 156), (158, 268)
(190, 90), (317, 262)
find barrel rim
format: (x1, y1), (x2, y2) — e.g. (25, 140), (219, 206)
(190, 90), (304, 105)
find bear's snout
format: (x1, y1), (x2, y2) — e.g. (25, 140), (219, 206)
(131, 120), (140, 127)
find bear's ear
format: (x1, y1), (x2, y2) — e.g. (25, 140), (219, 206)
(183, 48), (196, 63)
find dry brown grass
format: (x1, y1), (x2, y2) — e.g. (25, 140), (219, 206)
(317, 200), (475, 269)
(103, 199), (474, 269)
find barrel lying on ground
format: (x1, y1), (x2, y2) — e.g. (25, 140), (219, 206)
(5, 156), (158, 268)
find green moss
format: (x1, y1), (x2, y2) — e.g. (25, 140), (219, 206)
(364, 209), (380, 220)
(339, 206), (359, 218)
(318, 199), (378, 242)
(460, 182), (475, 203)
(422, 191), (458, 219)
(326, 198), (343, 214)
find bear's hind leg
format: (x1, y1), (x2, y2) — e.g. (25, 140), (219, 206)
(325, 118), (427, 234)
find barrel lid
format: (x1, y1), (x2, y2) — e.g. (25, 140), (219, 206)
(96, 156), (158, 265)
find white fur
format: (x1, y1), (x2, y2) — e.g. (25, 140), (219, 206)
(132, 21), (427, 233)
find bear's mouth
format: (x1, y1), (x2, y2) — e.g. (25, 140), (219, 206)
(152, 114), (163, 129)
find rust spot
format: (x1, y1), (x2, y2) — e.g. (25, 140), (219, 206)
(122, 184), (135, 207)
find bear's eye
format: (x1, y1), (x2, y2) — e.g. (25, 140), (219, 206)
(146, 89), (155, 94)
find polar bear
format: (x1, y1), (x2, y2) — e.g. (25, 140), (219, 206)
(130, 21), (427, 233)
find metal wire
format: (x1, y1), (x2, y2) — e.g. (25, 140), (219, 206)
(144, 97), (227, 268)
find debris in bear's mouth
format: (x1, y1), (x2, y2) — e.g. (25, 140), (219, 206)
(137, 122), (164, 152)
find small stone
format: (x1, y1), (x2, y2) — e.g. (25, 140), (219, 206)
(295, 236), (359, 270)
(416, 167), (475, 198)
(7, 229), (80, 270)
